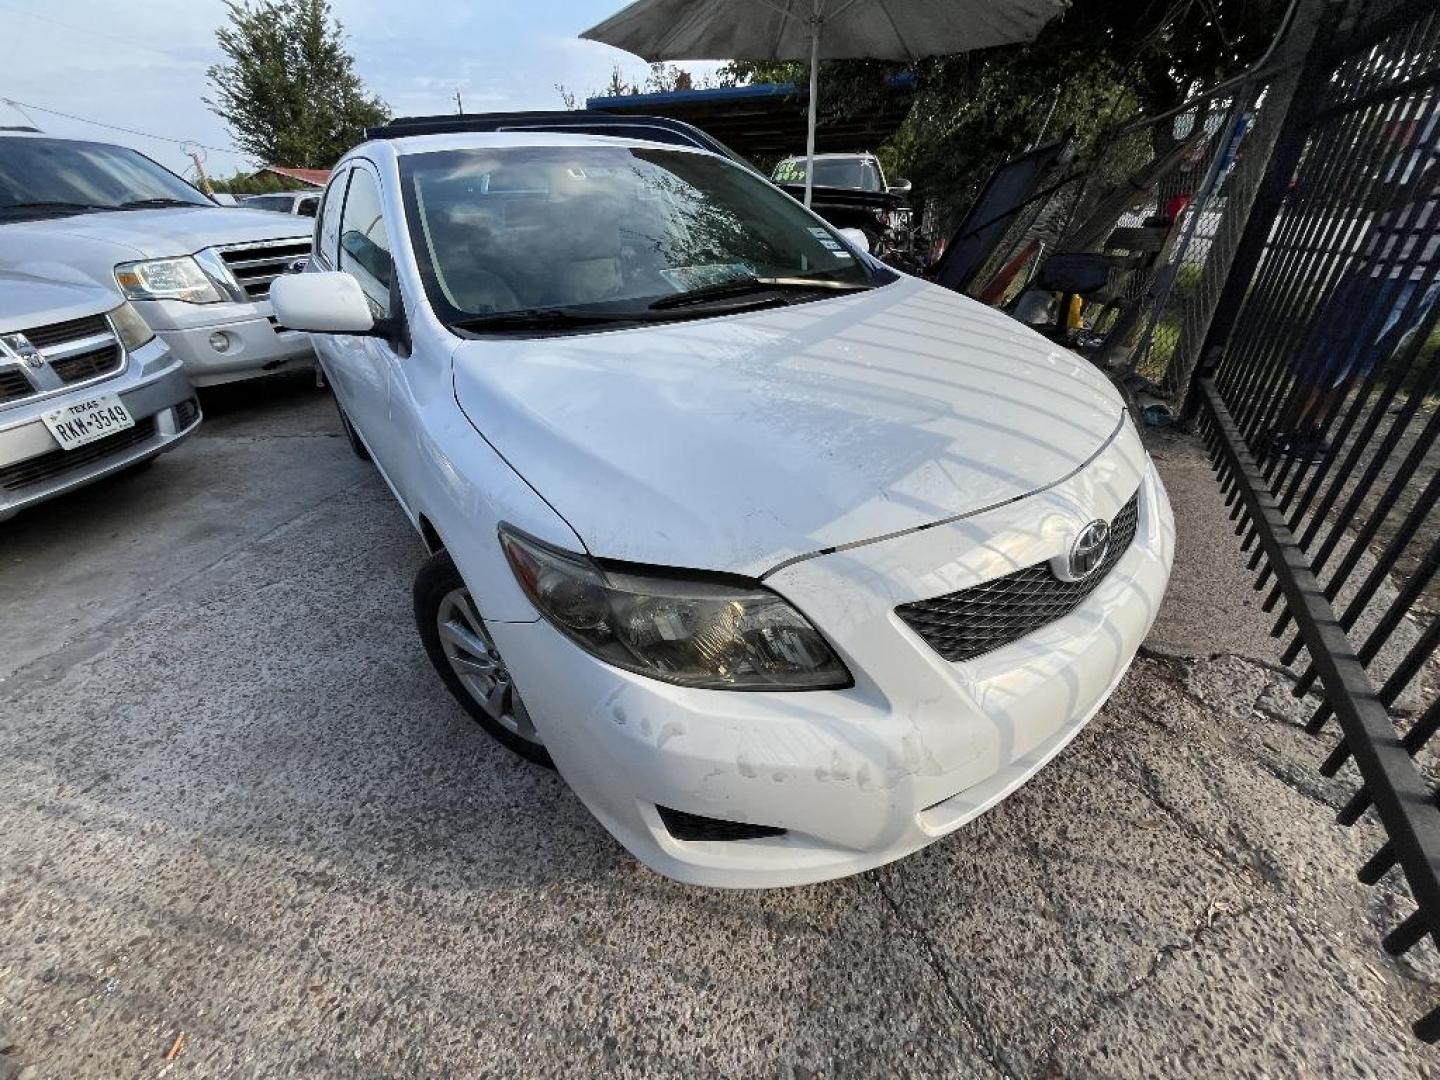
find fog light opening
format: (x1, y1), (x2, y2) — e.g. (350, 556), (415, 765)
(656, 805), (787, 842)
(209, 332), (231, 353)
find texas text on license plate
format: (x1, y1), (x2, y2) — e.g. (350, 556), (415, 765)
(42, 394), (135, 451)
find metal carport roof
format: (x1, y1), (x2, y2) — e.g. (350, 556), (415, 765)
(585, 75), (915, 161)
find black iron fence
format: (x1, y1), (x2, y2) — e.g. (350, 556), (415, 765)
(1190, 0), (1440, 1042)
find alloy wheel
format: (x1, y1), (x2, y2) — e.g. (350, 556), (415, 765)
(435, 588), (543, 747)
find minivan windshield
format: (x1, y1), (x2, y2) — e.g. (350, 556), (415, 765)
(0, 137), (211, 218)
(399, 145), (878, 326)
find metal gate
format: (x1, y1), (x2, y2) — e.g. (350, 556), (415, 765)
(1189, 0), (1440, 1041)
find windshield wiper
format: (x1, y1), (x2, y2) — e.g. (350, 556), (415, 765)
(648, 274), (870, 310)
(117, 197), (204, 210)
(453, 306), (659, 332)
(0, 200), (113, 216)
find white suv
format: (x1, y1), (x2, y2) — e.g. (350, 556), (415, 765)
(0, 132), (317, 386)
(272, 129), (1175, 888)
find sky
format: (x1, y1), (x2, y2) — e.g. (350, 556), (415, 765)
(0, 0), (724, 181)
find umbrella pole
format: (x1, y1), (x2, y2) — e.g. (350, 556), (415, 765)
(804, 17), (819, 208)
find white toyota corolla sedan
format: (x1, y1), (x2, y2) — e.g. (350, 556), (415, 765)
(272, 130), (1175, 888)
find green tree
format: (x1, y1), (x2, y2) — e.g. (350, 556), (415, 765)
(205, 0), (389, 168)
(207, 170), (297, 195)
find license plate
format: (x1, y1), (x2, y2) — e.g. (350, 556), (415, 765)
(42, 394), (134, 450)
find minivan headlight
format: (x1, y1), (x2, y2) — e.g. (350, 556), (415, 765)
(115, 256), (225, 303)
(499, 527), (851, 691)
(107, 301), (155, 351)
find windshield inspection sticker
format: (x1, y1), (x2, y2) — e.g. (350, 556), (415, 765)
(808, 226), (850, 256)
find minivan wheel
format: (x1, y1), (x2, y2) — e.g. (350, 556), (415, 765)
(414, 551), (554, 768)
(333, 395), (370, 461)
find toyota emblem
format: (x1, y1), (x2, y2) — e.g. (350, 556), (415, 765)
(1064, 520), (1111, 581)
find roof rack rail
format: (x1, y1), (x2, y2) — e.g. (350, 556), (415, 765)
(364, 111), (755, 170)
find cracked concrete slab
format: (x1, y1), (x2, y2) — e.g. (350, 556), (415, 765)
(0, 384), (1435, 1076)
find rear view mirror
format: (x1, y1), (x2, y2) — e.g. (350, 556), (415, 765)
(838, 227), (871, 253)
(270, 271), (375, 334)
(1035, 252), (1111, 296)
(888, 179), (912, 196)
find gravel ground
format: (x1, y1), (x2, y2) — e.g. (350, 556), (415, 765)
(0, 378), (1435, 1077)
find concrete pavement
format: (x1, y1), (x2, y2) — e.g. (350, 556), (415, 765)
(0, 379), (1434, 1077)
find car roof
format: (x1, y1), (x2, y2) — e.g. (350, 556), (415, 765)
(350, 129), (717, 163)
(777, 152), (877, 162)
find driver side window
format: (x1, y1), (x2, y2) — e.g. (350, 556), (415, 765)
(338, 167), (393, 316)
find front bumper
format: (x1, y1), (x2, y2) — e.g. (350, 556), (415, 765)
(139, 299), (316, 387)
(489, 427), (1176, 888)
(0, 338), (200, 521)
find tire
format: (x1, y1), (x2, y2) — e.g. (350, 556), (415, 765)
(334, 395), (370, 461)
(414, 550), (554, 768)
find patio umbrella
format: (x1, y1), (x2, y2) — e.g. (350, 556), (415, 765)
(581, 0), (1066, 206)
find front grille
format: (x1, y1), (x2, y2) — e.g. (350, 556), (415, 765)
(656, 806), (787, 842)
(0, 312), (122, 405)
(0, 367), (33, 403)
(896, 490), (1141, 663)
(23, 314), (110, 350)
(51, 343), (124, 384)
(218, 239), (312, 301)
(0, 416), (156, 492)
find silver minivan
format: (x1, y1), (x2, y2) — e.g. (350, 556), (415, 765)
(0, 269), (199, 520)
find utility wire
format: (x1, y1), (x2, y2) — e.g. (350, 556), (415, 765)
(0, 96), (234, 156)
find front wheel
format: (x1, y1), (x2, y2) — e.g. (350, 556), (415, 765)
(413, 551), (554, 768)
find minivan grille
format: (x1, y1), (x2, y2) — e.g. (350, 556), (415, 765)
(0, 313), (122, 405)
(51, 344), (124, 384)
(895, 490), (1141, 663)
(1, 416), (157, 491)
(217, 238), (312, 301)
(0, 367), (34, 404)
(23, 314), (110, 350)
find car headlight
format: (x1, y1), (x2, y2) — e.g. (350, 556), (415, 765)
(499, 527), (852, 691)
(106, 301), (155, 351)
(114, 256), (225, 303)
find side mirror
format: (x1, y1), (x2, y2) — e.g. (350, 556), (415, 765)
(887, 179), (912, 196)
(270, 271), (375, 334)
(1034, 252), (1112, 297)
(838, 227), (871, 253)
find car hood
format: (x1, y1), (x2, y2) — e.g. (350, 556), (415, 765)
(0, 269), (115, 332)
(2, 205), (309, 259)
(452, 277), (1125, 577)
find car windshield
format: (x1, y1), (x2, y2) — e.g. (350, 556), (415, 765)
(400, 145), (875, 323)
(0, 137), (211, 216)
(772, 158), (883, 192)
